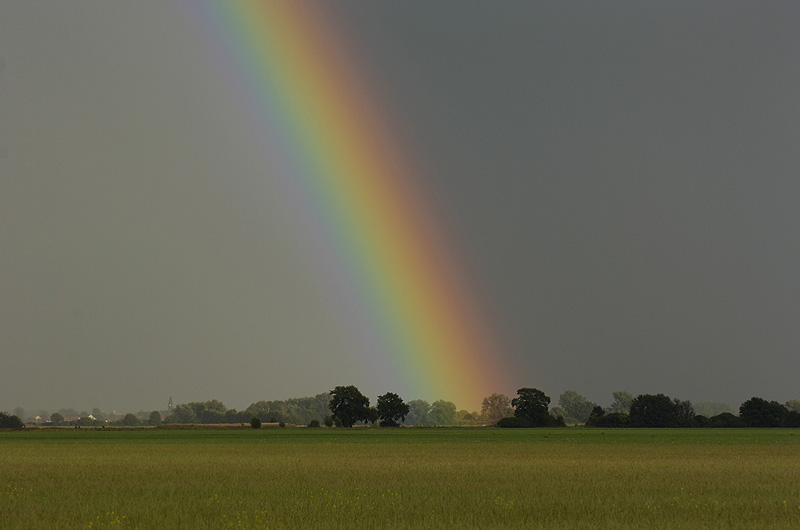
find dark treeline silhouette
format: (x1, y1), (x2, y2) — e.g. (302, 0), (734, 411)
(584, 394), (800, 428)
(493, 389), (800, 428)
(9, 388), (800, 429)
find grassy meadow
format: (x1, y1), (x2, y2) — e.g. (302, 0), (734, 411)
(1, 427), (799, 529)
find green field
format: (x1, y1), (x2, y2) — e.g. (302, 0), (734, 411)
(2, 428), (799, 529)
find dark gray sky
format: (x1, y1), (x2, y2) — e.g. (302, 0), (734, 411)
(2, 1), (799, 413)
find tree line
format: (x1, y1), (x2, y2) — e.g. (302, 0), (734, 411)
(319, 387), (800, 429)
(164, 395), (332, 426)
(162, 389), (465, 428)
(498, 389), (800, 428)
(5, 387), (800, 429)
(43, 411), (163, 428)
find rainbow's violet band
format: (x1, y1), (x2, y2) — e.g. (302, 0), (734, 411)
(190, 0), (515, 409)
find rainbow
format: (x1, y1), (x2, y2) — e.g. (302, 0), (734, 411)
(187, 1), (515, 409)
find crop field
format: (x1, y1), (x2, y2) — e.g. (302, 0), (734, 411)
(1, 428), (799, 529)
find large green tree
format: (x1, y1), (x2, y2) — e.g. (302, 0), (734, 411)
(376, 392), (409, 427)
(329, 385), (370, 427)
(481, 393), (513, 425)
(511, 388), (551, 426)
(629, 394), (674, 427)
(192, 400), (227, 424)
(165, 404), (198, 424)
(121, 413), (142, 427)
(739, 397), (787, 427)
(558, 390), (599, 424)
(628, 394), (694, 427)
(404, 400), (431, 425)
(428, 400), (458, 426)
(148, 411), (162, 426)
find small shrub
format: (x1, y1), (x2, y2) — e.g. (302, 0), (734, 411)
(279, 421), (286, 428)
(250, 416), (262, 429)
(323, 416), (334, 427)
(308, 419), (320, 428)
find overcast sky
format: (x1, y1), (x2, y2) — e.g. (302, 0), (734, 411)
(2, 2), (799, 414)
